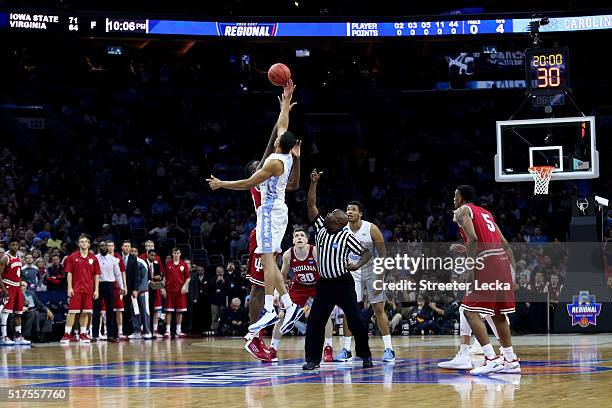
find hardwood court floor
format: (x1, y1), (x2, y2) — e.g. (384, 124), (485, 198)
(0, 334), (611, 407)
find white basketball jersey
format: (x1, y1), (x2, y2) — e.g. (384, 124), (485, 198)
(259, 153), (293, 211)
(344, 220), (373, 264)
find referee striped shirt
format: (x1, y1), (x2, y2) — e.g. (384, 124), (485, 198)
(313, 214), (366, 279)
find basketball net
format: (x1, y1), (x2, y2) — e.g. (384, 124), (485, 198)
(528, 166), (555, 195)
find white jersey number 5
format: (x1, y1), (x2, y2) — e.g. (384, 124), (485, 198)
(482, 214), (496, 232)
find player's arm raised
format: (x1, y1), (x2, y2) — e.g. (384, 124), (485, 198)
(208, 159), (282, 191)
(276, 79), (296, 137)
(256, 81), (297, 171)
(286, 140), (301, 192)
(495, 222), (516, 272)
(280, 249), (291, 281)
(455, 206), (478, 261)
(307, 169), (322, 222)
(370, 224), (387, 259)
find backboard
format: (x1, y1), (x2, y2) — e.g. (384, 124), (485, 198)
(495, 116), (599, 182)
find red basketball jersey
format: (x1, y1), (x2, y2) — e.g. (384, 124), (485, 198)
(250, 186), (261, 210)
(2, 254), (22, 286)
(289, 245), (319, 286)
(165, 260), (190, 292)
(458, 203), (502, 248)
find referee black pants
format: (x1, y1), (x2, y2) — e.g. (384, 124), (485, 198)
(305, 273), (371, 363)
(92, 281), (116, 339)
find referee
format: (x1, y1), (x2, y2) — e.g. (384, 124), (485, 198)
(303, 169), (373, 370)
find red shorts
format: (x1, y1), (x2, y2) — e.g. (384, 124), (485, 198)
(3, 283), (24, 314)
(165, 291), (187, 312)
(289, 282), (317, 308)
(462, 251), (515, 316)
(246, 229), (264, 287)
(152, 290), (162, 311)
(69, 292), (94, 314)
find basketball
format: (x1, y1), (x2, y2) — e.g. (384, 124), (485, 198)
(268, 63), (291, 86)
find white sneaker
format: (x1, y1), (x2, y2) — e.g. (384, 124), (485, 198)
(14, 336), (31, 346)
(437, 352), (473, 370)
(248, 310), (279, 333)
(468, 343), (483, 355)
(99, 333), (107, 340)
(128, 333), (142, 340)
(470, 356), (504, 375)
(279, 303), (304, 335)
(143, 333), (153, 340)
(498, 357), (521, 374)
(0, 336), (15, 346)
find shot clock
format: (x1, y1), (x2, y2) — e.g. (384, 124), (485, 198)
(526, 47), (569, 94)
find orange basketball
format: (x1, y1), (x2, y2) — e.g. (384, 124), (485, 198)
(268, 63), (291, 86)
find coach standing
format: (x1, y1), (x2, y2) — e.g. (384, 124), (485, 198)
(93, 241), (125, 341)
(303, 170), (373, 370)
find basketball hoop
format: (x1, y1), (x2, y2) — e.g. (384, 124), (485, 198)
(528, 166), (555, 195)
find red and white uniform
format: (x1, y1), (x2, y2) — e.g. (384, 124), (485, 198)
(288, 245), (320, 307)
(457, 203), (515, 316)
(2, 254), (24, 314)
(246, 186), (264, 287)
(165, 260), (189, 312)
(64, 251), (101, 314)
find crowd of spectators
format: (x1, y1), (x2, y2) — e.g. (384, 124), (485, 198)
(0, 37), (610, 339)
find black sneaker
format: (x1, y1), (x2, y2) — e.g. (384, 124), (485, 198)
(302, 361), (321, 370)
(362, 357), (374, 368)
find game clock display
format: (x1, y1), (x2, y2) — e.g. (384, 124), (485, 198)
(526, 47), (569, 94)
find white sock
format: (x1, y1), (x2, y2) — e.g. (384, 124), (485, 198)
(176, 324), (182, 334)
(64, 325), (71, 334)
(382, 334), (393, 350)
(264, 295), (274, 312)
(118, 326), (123, 336)
(280, 293), (293, 308)
(472, 337), (481, 347)
(15, 325), (22, 335)
(343, 336), (352, 351)
(501, 346), (516, 361)
(324, 337), (333, 347)
(459, 344), (469, 355)
(1, 313), (8, 337)
(271, 338), (280, 350)
(153, 322), (158, 332)
(80, 327), (87, 334)
(481, 343), (496, 359)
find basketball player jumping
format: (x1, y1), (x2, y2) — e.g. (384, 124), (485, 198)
(243, 100), (301, 360)
(208, 80), (303, 336)
(334, 201), (395, 363)
(257, 228), (334, 363)
(452, 185), (520, 375)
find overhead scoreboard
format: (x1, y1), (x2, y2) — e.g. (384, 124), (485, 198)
(1, 10), (612, 37)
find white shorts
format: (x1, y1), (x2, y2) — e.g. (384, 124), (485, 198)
(351, 268), (385, 304)
(255, 206), (288, 254)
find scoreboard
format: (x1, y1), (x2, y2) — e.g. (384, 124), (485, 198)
(2, 10), (612, 38)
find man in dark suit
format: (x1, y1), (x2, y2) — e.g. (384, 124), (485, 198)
(120, 240), (140, 337)
(144, 249), (164, 337)
(189, 265), (212, 335)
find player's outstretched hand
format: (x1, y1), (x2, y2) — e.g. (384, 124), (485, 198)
(277, 95), (297, 111)
(283, 78), (295, 98)
(206, 175), (224, 190)
(310, 169), (322, 183)
(291, 140), (301, 158)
